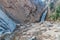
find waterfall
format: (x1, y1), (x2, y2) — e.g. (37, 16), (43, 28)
(0, 9), (16, 37)
(40, 9), (48, 22)
(30, 0), (47, 22)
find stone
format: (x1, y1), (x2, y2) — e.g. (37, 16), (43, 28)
(29, 36), (36, 40)
(0, 0), (46, 23)
(5, 21), (60, 40)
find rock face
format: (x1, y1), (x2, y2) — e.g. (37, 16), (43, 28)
(0, 0), (46, 23)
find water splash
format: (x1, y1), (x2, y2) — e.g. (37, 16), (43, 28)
(0, 9), (16, 37)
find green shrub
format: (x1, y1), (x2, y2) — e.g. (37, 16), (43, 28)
(49, 2), (54, 10)
(50, 5), (60, 21)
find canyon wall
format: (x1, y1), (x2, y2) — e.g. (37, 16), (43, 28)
(0, 0), (46, 23)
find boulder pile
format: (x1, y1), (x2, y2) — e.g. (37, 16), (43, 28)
(5, 21), (60, 40)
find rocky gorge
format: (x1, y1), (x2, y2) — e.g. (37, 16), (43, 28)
(0, 0), (46, 23)
(0, 0), (60, 40)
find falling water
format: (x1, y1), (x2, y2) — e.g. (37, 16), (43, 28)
(0, 9), (16, 37)
(40, 9), (48, 22)
(31, 0), (47, 22)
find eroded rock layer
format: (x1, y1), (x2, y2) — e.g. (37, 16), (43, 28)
(0, 0), (46, 23)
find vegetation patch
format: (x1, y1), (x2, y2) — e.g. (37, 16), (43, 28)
(49, 5), (60, 21)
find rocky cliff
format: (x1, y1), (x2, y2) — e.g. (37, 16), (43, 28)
(0, 0), (46, 23)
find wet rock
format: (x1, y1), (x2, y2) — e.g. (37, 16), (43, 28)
(29, 36), (36, 40)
